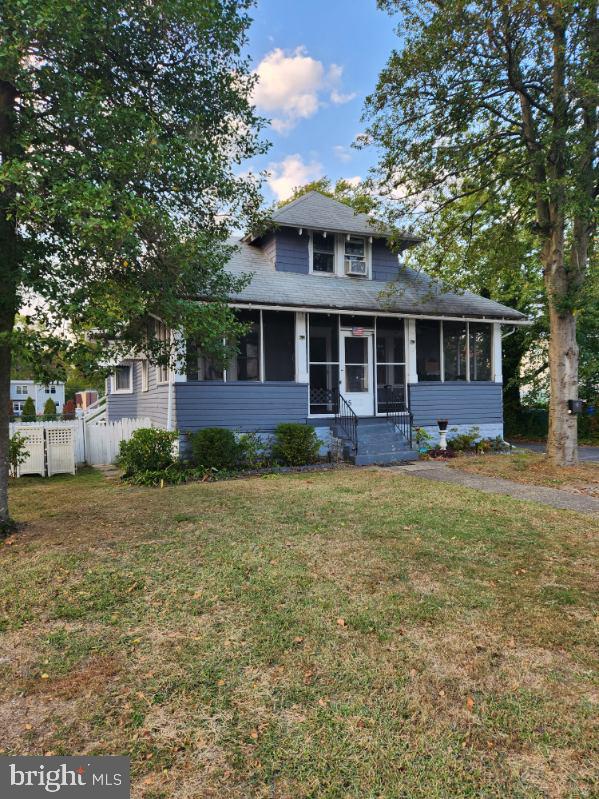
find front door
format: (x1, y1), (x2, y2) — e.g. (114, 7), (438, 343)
(340, 331), (374, 416)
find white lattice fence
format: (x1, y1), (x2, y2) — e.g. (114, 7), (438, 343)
(11, 425), (46, 477)
(46, 426), (76, 476)
(85, 417), (152, 465)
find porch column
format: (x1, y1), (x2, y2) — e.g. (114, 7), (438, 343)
(492, 323), (503, 383)
(406, 319), (418, 383)
(295, 312), (309, 383)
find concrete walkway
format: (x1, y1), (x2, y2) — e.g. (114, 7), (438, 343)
(387, 461), (599, 516)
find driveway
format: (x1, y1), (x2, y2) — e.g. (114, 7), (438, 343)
(512, 442), (599, 462)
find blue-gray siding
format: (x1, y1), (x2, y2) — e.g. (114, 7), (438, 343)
(106, 360), (171, 428)
(274, 228), (309, 273)
(175, 382), (309, 432)
(371, 240), (401, 282)
(409, 382), (503, 427)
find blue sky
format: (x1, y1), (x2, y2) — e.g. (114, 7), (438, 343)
(245, 0), (399, 204)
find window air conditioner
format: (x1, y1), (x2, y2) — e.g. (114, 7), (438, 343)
(344, 258), (367, 276)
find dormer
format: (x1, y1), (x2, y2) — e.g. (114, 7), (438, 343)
(245, 191), (421, 281)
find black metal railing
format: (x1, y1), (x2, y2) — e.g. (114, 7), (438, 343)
(309, 387), (359, 456)
(383, 385), (413, 448)
(335, 392), (359, 455)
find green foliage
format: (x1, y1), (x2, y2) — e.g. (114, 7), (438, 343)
(447, 426), (482, 453)
(43, 397), (57, 420)
(414, 426), (434, 451)
(272, 423), (321, 467)
(123, 463), (227, 487)
(20, 396), (37, 422)
(9, 433), (29, 478)
(190, 428), (241, 470)
(117, 428), (178, 477)
(238, 432), (272, 469)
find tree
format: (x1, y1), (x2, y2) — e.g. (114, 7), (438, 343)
(0, 0), (267, 532)
(20, 397), (36, 422)
(364, 0), (598, 465)
(42, 397), (57, 420)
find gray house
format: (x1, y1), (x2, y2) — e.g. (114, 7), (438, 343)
(106, 191), (528, 464)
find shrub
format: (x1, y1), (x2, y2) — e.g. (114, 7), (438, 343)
(190, 427), (241, 470)
(21, 396), (36, 421)
(9, 432), (29, 477)
(414, 426), (434, 452)
(447, 426), (481, 452)
(62, 399), (76, 419)
(118, 428), (177, 476)
(238, 431), (272, 469)
(272, 423), (321, 466)
(43, 397), (57, 420)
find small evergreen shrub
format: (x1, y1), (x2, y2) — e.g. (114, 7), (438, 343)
(21, 396), (37, 421)
(272, 423), (321, 466)
(190, 427), (241, 470)
(118, 428), (177, 476)
(43, 397), (57, 420)
(238, 431), (272, 469)
(62, 399), (76, 419)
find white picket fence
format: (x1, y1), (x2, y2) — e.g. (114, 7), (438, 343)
(9, 416), (152, 471)
(84, 417), (152, 466)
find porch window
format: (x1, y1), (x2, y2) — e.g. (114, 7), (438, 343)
(443, 321), (467, 381)
(155, 320), (170, 384)
(263, 311), (295, 381)
(376, 317), (406, 412)
(469, 323), (492, 381)
(416, 320), (441, 381)
(309, 314), (339, 414)
(227, 309), (260, 381)
(311, 233), (335, 273)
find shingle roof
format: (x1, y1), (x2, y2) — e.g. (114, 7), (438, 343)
(219, 239), (528, 322)
(250, 190), (421, 243)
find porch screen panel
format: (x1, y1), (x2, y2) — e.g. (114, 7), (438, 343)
(309, 314), (339, 414)
(263, 311), (295, 381)
(376, 317), (406, 412)
(444, 321), (467, 381)
(228, 309), (260, 381)
(416, 320), (441, 381)
(185, 340), (224, 381)
(469, 323), (492, 381)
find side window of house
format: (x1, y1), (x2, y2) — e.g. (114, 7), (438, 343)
(311, 233), (335, 273)
(416, 320), (441, 381)
(227, 309), (260, 380)
(114, 364), (132, 392)
(443, 321), (467, 381)
(469, 324), (492, 381)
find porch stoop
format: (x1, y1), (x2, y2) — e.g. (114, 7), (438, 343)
(333, 417), (416, 466)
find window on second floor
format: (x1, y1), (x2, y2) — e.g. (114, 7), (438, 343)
(15, 384), (28, 395)
(311, 233), (335, 273)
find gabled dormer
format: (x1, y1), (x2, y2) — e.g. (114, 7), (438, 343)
(245, 191), (421, 281)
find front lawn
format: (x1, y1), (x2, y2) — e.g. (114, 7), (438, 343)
(1, 468), (598, 798)
(449, 451), (599, 496)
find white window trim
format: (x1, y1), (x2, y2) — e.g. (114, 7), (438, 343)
(141, 359), (149, 392)
(112, 364), (133, 394)
(308, 232), (372, 279)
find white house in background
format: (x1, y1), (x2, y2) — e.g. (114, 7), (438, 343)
(10, 380), (65, 416)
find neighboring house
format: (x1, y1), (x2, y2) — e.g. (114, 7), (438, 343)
(75, 389), (99, 410)
(10, 380), (66, 417)
(105, 191), (528, 464)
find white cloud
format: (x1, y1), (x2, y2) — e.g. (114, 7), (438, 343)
(253, 47), (356, 133)
(344, 175), (361, 187)
(333, 145), (352, 163)
(266, 154), (324, 201)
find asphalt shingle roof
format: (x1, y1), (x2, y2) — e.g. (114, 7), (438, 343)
(254, 190), (421, 242)
(221, 239), (528, 322)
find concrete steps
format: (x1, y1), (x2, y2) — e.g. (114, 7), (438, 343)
(334, 417), (416, 466)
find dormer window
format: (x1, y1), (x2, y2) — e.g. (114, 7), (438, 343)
(312, 232), (335, 273)
(309, 232), (371, 277)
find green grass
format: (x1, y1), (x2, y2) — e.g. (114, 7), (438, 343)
(1, 467), (598, 798)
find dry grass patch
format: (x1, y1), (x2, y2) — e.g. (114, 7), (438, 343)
(1, 467), (598, 798)
(449, 451), (599, 495)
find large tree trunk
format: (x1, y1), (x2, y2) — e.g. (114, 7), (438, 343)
(0, 78), (18, 534)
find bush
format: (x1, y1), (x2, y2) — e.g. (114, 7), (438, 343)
(43, 397), (57, 420)
(190, 427), (241, 470)
(118, 428), (178, 476)
(447, 426), (481, 452)
(21, 396), (36, 421)
(272, 423), (321, 466)
(9, 432), (29, 477)
(238, 431), (272, 469)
